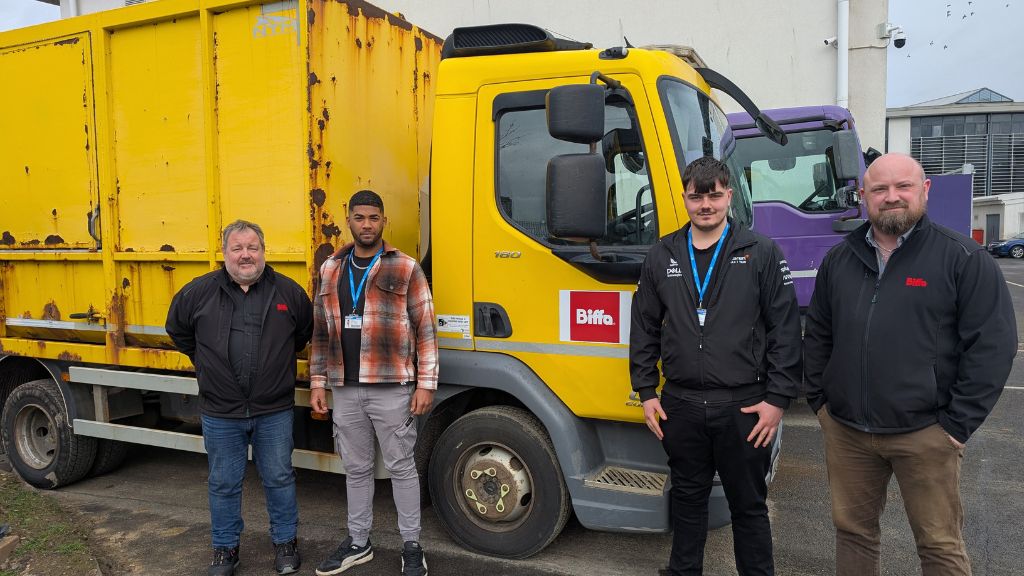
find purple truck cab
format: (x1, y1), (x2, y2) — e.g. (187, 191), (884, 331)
(727, 106), (866, 306)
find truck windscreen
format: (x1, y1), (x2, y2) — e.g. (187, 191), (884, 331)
(658, 78), (753, 229)
(733, 129), (845, 213)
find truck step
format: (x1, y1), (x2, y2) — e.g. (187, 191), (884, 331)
(583, 466), (666, 496)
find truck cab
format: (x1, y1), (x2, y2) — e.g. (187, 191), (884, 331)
(727, 106), (867, 305)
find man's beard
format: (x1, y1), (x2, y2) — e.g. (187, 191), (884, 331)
(353, 231), (383, 248)
(872, 202), (925, 236)
(227, 260), (264, 284)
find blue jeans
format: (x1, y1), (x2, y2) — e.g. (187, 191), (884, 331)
(202, 409), (298, 548)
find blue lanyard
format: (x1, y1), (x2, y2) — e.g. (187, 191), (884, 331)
(687, 222), (729, 307)
(347, 248), (383, 314)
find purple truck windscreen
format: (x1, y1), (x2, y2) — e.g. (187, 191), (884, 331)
(727, 107), (973, 306)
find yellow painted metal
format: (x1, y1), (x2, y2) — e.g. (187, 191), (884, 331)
(0, 33), (98, 250)
(0, 0), (440, 371)
(215, 2), (306, 255)
(307, 1), (440, 265)
(428, 94), (477, 347)
(0, 262), (107, 326)
(109, 16), (208, 254)
(467, 75), (674, 423)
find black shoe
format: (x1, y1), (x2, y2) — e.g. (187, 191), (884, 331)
(401, 541), (427, 576)
(315, 536), (374, 575)
(274, 538), (301, 575)
(208, 546), (240, 576)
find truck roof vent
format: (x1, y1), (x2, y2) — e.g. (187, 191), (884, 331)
(441, 23), (592, 60)
(124, 0), (149, 5)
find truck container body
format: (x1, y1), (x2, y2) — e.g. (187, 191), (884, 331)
(1, 0), (783, 558)
(728, 106), (974, 307)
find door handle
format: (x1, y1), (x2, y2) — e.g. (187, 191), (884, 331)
(473, 302), (512, 338)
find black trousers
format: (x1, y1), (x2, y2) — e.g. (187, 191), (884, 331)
(660, 392), (774, 576)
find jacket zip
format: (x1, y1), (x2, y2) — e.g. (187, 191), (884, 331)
(861, 275), (880, 429)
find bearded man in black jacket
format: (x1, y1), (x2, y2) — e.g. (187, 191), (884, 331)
(630, 156), (802, 575)
(804, 153), (1017, 576)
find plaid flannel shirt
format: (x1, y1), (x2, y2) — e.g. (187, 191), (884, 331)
(310, 242), (438, 390)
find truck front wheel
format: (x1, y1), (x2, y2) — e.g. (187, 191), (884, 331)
(1, 379), (96, 488)
(428, 406), (570, 559)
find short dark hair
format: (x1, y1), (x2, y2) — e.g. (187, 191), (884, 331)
(349, 189), (384, 213)
(681, 156), (731, 194)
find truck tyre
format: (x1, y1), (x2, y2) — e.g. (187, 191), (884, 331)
(1, 379), (97, 489)
(428, 406), (570, 559)
(89, 439), (130, 477)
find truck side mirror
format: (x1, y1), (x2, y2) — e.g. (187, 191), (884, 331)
(863, 147), (882, 167)
(832, 131), (861, 182)
(546, 84), (605, 143)
(546, 154), (607, 239)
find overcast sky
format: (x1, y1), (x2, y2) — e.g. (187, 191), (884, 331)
(1, 0), (1021, 108)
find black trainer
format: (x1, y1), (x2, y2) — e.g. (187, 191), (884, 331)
(315, 536), (374, 575)
(401, 541), (427, 576)
(208, 546), (240, 576)
(274, 538), (301, 575)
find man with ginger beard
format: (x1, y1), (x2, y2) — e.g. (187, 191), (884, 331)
(166, 220), (313, 576)
(804, 153), (1017, 575)
(630, 156), (801, 575)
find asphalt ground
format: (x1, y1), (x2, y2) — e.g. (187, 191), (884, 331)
(2, 258), (1023, 575)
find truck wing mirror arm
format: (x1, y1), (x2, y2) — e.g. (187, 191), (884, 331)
(694, 67), (788, 146)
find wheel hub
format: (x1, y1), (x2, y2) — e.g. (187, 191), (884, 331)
(459, 445), (531, 524)
(14, 403), (57, 470)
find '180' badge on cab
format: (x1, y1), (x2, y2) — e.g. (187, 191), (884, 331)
(559, 290), (633, 344)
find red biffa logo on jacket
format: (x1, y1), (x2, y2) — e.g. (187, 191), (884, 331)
(905, 277), (928, 288)
(559, 290), (632, 344)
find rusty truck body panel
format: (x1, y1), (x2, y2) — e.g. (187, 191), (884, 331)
(0, 0), (437, 371)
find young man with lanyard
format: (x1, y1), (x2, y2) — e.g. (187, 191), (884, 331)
(309, 190), (438, 576)
(629, 156), (802, 575)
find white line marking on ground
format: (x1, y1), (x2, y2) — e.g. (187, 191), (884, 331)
(1006, 280), (1024, 288)
(1005, 386), (1024, 391)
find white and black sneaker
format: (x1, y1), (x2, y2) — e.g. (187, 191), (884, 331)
(401, 541), (427, 576)
(315, 536), (373, 575)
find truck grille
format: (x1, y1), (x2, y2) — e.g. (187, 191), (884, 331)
(584, 466), (666, 495)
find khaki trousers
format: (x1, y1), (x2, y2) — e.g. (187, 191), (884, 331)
(818, 408), (970, 576)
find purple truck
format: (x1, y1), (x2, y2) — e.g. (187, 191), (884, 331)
(727, 106), (972, 306)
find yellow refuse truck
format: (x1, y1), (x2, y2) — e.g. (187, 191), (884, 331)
(0, 0), (785, 558)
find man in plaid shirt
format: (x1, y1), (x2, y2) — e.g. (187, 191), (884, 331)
(309, 190), (437, 576)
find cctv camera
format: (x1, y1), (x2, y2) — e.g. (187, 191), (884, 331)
(824, 36), (837, 47)
(893, 30), (906, 49)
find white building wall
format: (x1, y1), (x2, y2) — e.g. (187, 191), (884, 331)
(65, 0), (890, 148)
(973, 193), (1024, 242)
(886, 116), (911, 154)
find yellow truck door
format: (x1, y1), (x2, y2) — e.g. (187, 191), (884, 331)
(472, 74), (674, 422)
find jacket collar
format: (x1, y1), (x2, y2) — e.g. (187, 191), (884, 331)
(845, 214), (931, 269)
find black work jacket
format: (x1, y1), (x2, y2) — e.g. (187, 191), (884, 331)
(804, 216), (1017, 443)
(165, 265), (314, 418)
(629, 222), (802, 408)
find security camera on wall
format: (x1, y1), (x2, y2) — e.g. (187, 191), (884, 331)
(824, 36), (838, 47)
(877, 23), (907, 49)
(892, 30), (907, 49)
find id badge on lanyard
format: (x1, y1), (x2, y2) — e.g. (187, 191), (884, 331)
(688, 222), (729, 329)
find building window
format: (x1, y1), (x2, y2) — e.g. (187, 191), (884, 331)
(910, 112), (1024, 197)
